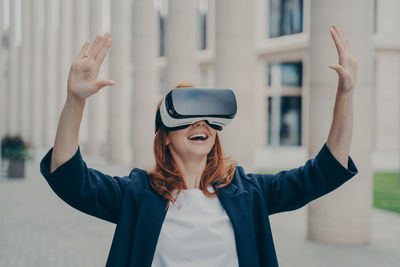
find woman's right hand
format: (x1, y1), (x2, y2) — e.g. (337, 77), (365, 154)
(67, 33), (114, 103)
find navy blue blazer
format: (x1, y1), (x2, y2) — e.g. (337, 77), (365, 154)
(40, 143), (358, 267)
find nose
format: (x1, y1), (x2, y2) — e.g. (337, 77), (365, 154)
(193, 120), (207, 127)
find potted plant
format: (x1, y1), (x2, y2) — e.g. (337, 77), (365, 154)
(1, 136), (30, 178)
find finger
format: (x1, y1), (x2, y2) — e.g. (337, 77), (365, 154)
(345, 39), (352, 52)
(77, 41), (90, 59)
(334, 24), (347, 47)
(335, 25), (353, 54)
(95, 39), (112, 66)
(92, 33), (111, 59)
(330, 27), (345, 55)
(328, 64), (345, 76)
(87, 35), (102, 57)
(333, 24), (347, 47)
(95, 79), (115, 90)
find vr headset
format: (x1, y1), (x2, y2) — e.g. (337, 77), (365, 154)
(155, 87), (237, 134)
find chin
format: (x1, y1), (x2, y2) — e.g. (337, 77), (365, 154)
(187, 146), (213, 158)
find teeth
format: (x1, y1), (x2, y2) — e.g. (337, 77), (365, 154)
(188, 133), (207, 140)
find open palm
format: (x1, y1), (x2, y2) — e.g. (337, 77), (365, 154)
(329, 25), (358, 93)
(67, 33), (114, 101)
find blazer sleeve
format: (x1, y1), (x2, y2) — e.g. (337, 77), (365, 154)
(251, 143), (358, 215)
(40, 146), (135, 224)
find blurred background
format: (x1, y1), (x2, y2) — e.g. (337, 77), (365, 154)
(0, 0), (399, 266)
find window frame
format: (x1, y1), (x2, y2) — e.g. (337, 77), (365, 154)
(266, 0), (305, 39)
(266, 60), (303, 147)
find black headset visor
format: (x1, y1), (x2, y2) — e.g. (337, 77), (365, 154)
(155, 88), (237, 133)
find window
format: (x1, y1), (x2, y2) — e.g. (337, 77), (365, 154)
(269, 0), (303, 38)
(268, 96), (302, 146)
(268, 62), (302, 87)
(158, 12), (166, 57)
(159, 73), (166, 95)
(198, 0), (208, 50)
(267, 62), (302, 146)
(373, 0), (378, 34)
(155, 0), (168, 57)
(199, 68), (209, 87)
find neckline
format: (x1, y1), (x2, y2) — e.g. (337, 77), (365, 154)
(180, 185), (214, 193)
(182, 187), (201, 191)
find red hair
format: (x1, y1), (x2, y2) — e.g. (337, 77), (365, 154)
(146, 84), (237, 210)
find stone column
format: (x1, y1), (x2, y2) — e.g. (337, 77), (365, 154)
(59, 0), (73, 111)
(8, 0), (19, 136)
(20, 0), (32, 143)
(207, 0), (216, 52)
(307, 0), (373, 244)
(108, 0), (132, 163)
(0, 0), (7, 141)
(131, 0), (157, 169)
(374, 0), (400, 164)
(43, 0), (59, 147)
(165, 0), (197, 89)
(86, 0), (109, 157)
(73, 0), (90, 150)
(214, 0), (260, 171)
(31, 0), (45, 148)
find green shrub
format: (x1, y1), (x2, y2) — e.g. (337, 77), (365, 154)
(1, 136), (30, 160)
(374, 172), (400, 214)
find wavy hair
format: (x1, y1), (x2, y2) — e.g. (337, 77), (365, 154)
(146, 85), (237, 210)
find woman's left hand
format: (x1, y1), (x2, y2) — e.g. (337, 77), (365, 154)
(328, 24), (358, 93)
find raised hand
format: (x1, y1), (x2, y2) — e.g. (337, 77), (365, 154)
(67, 33), (114, 102)
(328, 25), (358, 93)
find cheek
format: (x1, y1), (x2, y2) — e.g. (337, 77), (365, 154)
(168, 131), (188, 148)
(209, 135), (216, 147)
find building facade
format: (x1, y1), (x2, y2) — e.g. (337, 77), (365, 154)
(0, 0), (398, 244)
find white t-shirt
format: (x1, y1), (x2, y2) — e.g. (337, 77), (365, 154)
(151, 185), (240, 267)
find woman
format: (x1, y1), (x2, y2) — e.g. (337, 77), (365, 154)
(40, 24), (358, 267)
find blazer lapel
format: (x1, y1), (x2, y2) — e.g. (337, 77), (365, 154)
(214, 181), (260, 267)
(130, 189), (168, 266)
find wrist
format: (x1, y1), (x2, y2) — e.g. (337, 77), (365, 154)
(337, 87), (354, 99)
(65, 95), (86, 109)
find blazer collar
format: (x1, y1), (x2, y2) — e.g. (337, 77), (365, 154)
(134, 171), (258, 266)
(214, 181), (259, 266)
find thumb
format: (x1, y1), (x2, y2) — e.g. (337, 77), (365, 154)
(328, 64), (344, 74)
(95, 79), (115, 90)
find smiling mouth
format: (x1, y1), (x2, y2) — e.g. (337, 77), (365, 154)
(187, 134), (208, 141)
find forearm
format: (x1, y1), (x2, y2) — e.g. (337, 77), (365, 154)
(50, 96), (86, 173)
(326, 89), (354, 169)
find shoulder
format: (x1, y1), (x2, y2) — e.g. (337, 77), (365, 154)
(231, 165), (269, 192)
(125, 167), (153, 190)
(233, 165), (271, 181)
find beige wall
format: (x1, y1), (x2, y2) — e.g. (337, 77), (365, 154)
(373, 0), (400, 170)
(375, 51), (400, 151)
